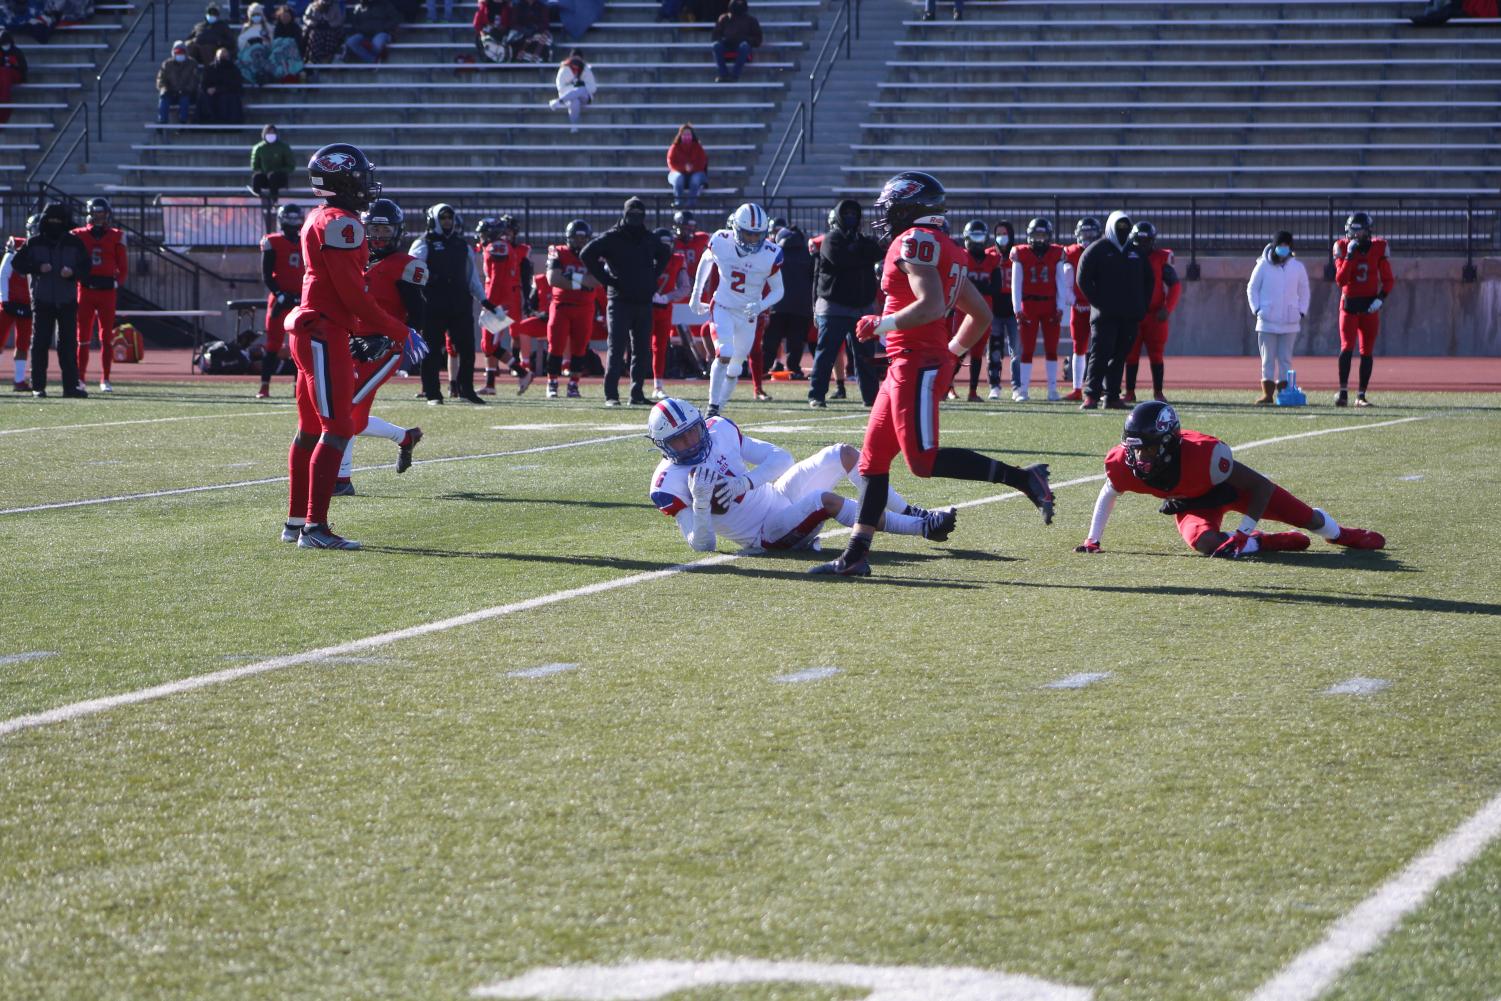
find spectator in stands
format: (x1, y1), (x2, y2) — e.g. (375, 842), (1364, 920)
(473, 0), (512, 62)
(1245, 229), (1309, 405)
(711, 0), (760, 83)
(249, 123), (295, 202)
(922, 0), (963, 21)
(1411, 0), (1498, 25)
(243, 15), (303, 82)
(510, 0), (551, 62)
(665, 123), (708, 208)
(549, 49), (594, 132)
(12, 202), (89, 399)
(0, 30), (25, 123)
(690, 0), (730, 22)
(302, 0), (345, 64)
(762, 221), (812, 379)
(272, 4), (305, 60)
(344, 0), (398, 61)
(809, 198), (881, 407)
(156, 41), (201, 125)
(199, 46), (244, 123)
(239, 2), (273, 49)
(4, 0), (55, 43)
(187, 4), (238, 65)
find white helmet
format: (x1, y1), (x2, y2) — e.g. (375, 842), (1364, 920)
(730, 202), (769, 255)
(646, 397), (712, 465)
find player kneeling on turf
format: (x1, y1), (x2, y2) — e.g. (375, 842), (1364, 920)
(646, 397), (957, 553)
(1076, 401), (1386, 558)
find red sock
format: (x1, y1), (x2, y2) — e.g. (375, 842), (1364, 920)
(77, 344), (90, 381)
(288, 440), (314, 520)
(307, 441), (343, 525)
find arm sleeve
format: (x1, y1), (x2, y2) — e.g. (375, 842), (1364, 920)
(114, 237), (128, 283)
(262, 246), (279, 295)
(1086, 482), (1120, 544)
(397, 280), (425, 331)
(465, 249), (486, 302)
(0, 252), (14, 302)
(1010, 259), (1024, 315)
(1296, 261), (1311, 315)
(760, 261), (784, 312)
(737, 434), (794, 487)
(1056, 259), (1074, 312)
(1163, 268), (1182, 313)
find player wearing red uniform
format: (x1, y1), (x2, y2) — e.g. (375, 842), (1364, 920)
(1008, 217), (1072, 402)
(0, 222), (34, 391)
(1076, 401), (1385, 558)
(1123, 222), (1181, 403)
(280, 142), (410, 551)
(649, 226), (690, 399)
(1062, 216), (1099, 401)
(72, 197), (127, 393)
(478, 214), (535, 395)
(258, 203), (305, 399)
(811, 172), (1055, 577)
(672, 210), (712, 358)
(544, 219), (602, 398)
(956, 220), (1002, 402)
(1333, 212), (1394, 407)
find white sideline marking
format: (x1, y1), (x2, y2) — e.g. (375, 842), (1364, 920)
(0, 651), (56, 665)
(775, 666), (840, 684)
(1247, 789), (1501, 1001)
(1398, 474), (1424, 482)
(472, 958), (1092, 1000)
(1045, 672), (1110, 690)
(0, 410), (281, 436)
(508, 663), (578, 679)
(1323, 677), (1390, 696)
(0, 411), (1440, 739)
(492, 424), (642, 432)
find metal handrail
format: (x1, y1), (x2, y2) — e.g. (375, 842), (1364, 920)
(761, 102), (806, 202)
(23, 103), (89, 187)
(806, 0), (852, 142)
(97, 0), (158, 139)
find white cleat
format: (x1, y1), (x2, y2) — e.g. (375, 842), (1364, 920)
(296, 523), (361, 550)
(987, 386), (1002, 400)
(99, 380), (113, 393)
(1046, 387), (1060, 401)
(651, 386), (667, 400)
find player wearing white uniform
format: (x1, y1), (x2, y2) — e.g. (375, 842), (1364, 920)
(646, 397), (956, 552)
(689, 203), (785, 416)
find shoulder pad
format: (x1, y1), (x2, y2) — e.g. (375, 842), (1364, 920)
(1373, 238), (1391, 258)
(897, 228), (940, 267)
(324, 215), (364, 251)
(1208, 441), (1234, 486)
(401, 257), (428, 286)
(770, 245), (784, 266)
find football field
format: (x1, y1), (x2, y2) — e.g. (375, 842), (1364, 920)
(2, 381), (1499, 1001)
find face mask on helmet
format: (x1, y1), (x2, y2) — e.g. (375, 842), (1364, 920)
(647, 399), (711, 465)
(1076, 219), (1101, 245)
(731, 204), (768, 255)
(1028, 228), (1051, 250)
(1122, 403), (1181, 481)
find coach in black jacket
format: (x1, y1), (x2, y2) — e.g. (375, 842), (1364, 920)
(13, 202), (89, 398)
(581, 197), (669, 406)
(1077, 209), (1154, 409)
(809, 199), (882, 406)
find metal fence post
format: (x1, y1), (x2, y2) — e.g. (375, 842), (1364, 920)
(1186, 197), (1200, 281)
(1462, 196), (1478, 282)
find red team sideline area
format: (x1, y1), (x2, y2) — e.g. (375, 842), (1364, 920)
(124, 350), (1501, 394)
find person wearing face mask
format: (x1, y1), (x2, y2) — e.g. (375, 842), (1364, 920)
(1245, 230), (1310, 406)
(1332, 211), (1394, 407)
(581, 197), (671, 407)
(808, 198), (881, 408)
(409, 203), (489, 404)
(198, 46), (243, 123)
(187, 5), (237, 65)
(239, 2), (273, 49)
(1061, 216), (1098, 401)
(0, 218), (36, 391)
(954, 220), (1001, 402)
(986, 220), (1020, 400)
(545, 220), (601, 399)
(1121, 221), (1180, 405)
(249, 123), (295, 203)
(711, 0), (761, 83)
(0, 30), (28, 123)
(666, 123), (709, 209)
(156, 41), (201, 125)
(1076, 209), (1154, 410)
(11, 203), (89, 399)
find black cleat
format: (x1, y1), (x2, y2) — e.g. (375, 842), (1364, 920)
(297, 523), (361, 550)
(706, 404), (721, 418)
(1022, 463), (1055, 524)
(808, 554), (871, 577)
(920, 506), (958, 542)
(332, 480), (356, 497)
(397, 426), (422, 473)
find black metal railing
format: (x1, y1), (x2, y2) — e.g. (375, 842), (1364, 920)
(807, 0), (855, 143)
(760, 102), (806, 202)
(23, 103), (90, 189)
(97, 0), (158, 140)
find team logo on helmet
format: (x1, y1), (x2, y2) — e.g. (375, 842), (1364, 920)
(314, 151), (356, 172)
(879, 177), (925, 203)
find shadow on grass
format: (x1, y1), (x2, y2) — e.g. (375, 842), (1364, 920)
(437, 492), (645, 510)
(1012, 577), (1501, 617)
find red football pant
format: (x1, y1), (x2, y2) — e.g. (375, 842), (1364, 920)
(76, 287), (117, 380)
(547, 301), (593, 360)
(1128, 318), (1170, 365)
(858, 343), (954, 479)
(265, 298), (292, 355)
(1175, 484), (1315, 549)
(1070, 306), (1091, 355)
(1, 312), (32, 360)
(1018, 306), (1060, 363)
(1339, 311), (1380, 355)
(482, 293), (524, 356)
(651, 304), (674, 380)
(351, 346), (403, 434)
(290, 321), (357, 438)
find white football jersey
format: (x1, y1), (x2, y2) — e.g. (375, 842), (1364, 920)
(703, 229), (784, 312)
(649, 416), (780, 548)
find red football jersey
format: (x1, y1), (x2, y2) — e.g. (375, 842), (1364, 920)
(532, 272), (552, 312)
(1010, 243), (1064, 302)
(1105, 429), (1235, 500)
(291, 205), (407, 340)
(1064, 242), (1090, 309)
(71, 226), (128, 283)
(4, 236), (28, 305)
(656, 250), (687, 300)
(482, 238), (530, 302)
(358, 251), (425, 336)
(880, 224), (970, 350)
(546, 244), (594, 305)
(261, 231), (305, 296)
(674, 230), (711, 276)
(1147, 246), (1181, 314)
(1333, 237), (1394, 301)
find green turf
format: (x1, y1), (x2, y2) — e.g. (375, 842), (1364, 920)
(1, 381), (1498, 1001)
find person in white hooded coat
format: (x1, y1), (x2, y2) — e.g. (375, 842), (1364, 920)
(1245, 229), (1310, 404)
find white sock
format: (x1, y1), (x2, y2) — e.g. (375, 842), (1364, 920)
(14, 358), (25, 383)
(1019, 362), (1032, 395)
(1072, 353), (1086, 389)
(1241, 535), (1261, 555)
(880, 510), (924, 536)
(708, 359), (727, 406)
(1045, 359), (1058, 392)
(1313, 507), (1341, 540)
(834, 497), (859, 528)
(361, 414), (406, 444)
(340, 438), (356, 478)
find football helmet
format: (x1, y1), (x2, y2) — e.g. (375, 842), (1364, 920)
(496, 213), (519, 239)
(646, 397), (712, 465)
(307, 143), (380, 210)
(276, 203), (304, 235)
(1026, 217), (1054, 250)
(730, 202), (768, 255)
(1121, 400), (1181, 480)
(426, 203), (460, 235)
(1345, 211), (1373, 242)
(474, 216), (498, 243)
(672, 209), (696, 238)
(565, 218), (591, 251)
(1075, 216), (1102, 245)
(24, 213), (39, 238)
(872, 170), (945, 243)
(652, 226), (674, 249)
(86, 196), (112, 228)
(362, 198), (404, 257)
(961, 218), (988, 249)
(1129, 221), (1157, 253)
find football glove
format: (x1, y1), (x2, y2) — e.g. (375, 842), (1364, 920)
(350, 335), (394, 363)
(401, 329), (429, 366)
(1074, 540), (1102, 554)
(713, 473), (753, 508)
(689, 464), (719, 509)
(742, 300), (761, 324)
(1368, 297), (1383, 313)
(1211, 530), (1252, 559)
(690, 299), (710, 317)
(1158, 498), (1187, 516)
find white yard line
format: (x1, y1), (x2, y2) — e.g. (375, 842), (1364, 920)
(0, 410), (283, 436)
(0, 410), (1441, 741)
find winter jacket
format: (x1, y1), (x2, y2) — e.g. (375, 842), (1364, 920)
(666, 137), (708, 176)
(813, 217), (881, 314)
(156, 55), (201, 95)
(554, 62), (595, 99)
(1246, 245), (1310, 335)
(712, 8), (761, 47)
(1077, 210), (1154, 321)
(580, 220), (671, 305)
(187, 18), (237, 53)
(769, 226), (813, 317)
(250, 137), (296, 175)
(348, 0), (399, 37)
(473, 0), (510, 33)
(12, 229), (88, 306)
(202, 56), (242, 93)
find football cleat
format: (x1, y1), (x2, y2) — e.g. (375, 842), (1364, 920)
(1021, 463), (1055, 524)
(566, 382), (582, 399)
(920, 506), (958, 542)
(705, 404), (721, 418)
(830, 384), (847, 400)
(279, 522), (302, 543)
(809, 398), (826, 408)
(754, 390), (772, 401)
(517, 370), (535, 395)
(987, 386), (1001, 400)
(1121, 390), (1137, 404)
(32, 389), (46, 398)
(1079, 396), (1099, 411)
(1047, 387), (1061, 402)
(396, 427), (422, 473)
(297, 523), (361, 550)
(546, 380), (559, 398)
(967, 390), (982, 402)
(427, 396), (443, 406)
(808, 554), (871, 577)
(1064, 388), (1083, 401)
(1331, 526), (1385, 550)
(459, 389), (487, 405)
(332, 480), (356, 497)
(1252, 530), (1311, 552)
(1153, 393), (1169, 403)
(651, 386), (668, 400)
(1334, 390), (1349, 407)
(1355, 395), (1372, 408)
(99, 380), (112, 393)
(13, 380), (30, 393)
(256, 385), (271, 399)
(476, 385), (496, 395)
(604, 398), (622, 407)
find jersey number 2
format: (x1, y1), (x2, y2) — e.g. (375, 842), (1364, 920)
(729, 270), (747, 293)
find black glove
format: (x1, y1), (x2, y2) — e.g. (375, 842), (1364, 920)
(275, 292), (289, 307)
(481, 299), (497, 312)
(1, 301), (30, 319)
(1159, 482), (1238, 515)
(1158, 498), (1188, 516)
(350, 335), (394, 362)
